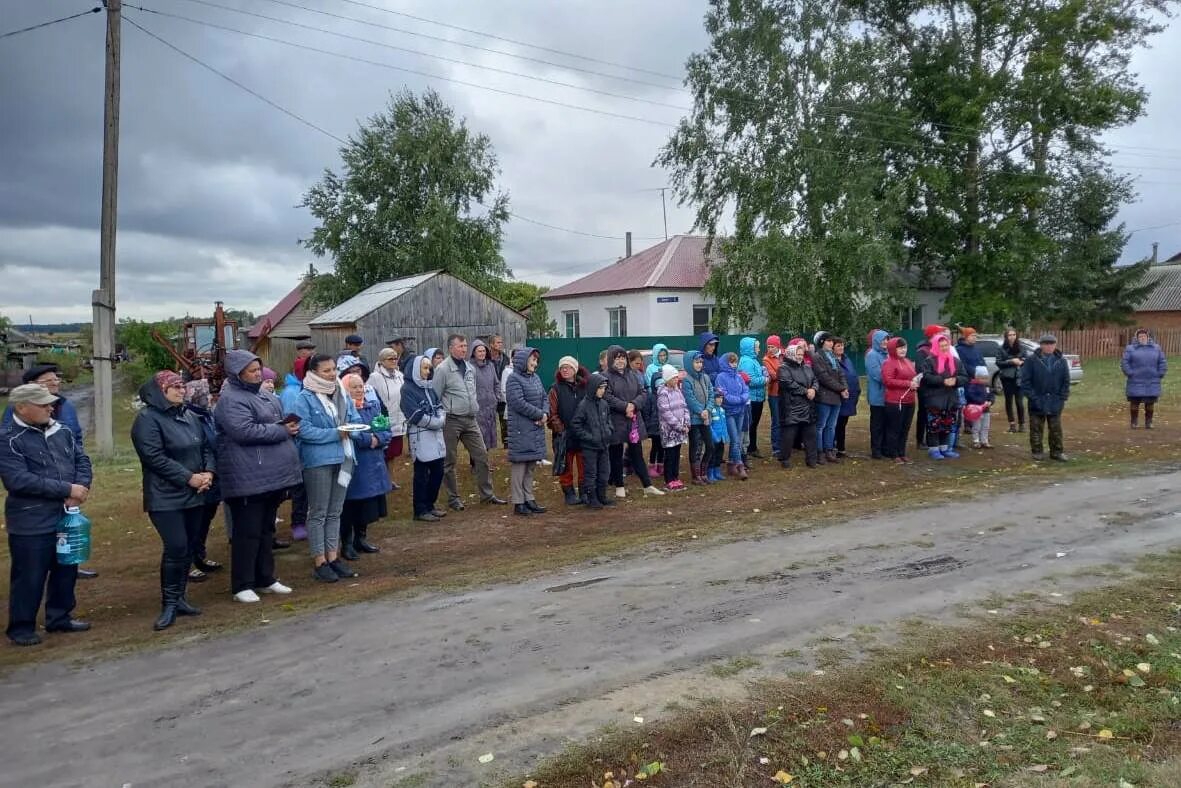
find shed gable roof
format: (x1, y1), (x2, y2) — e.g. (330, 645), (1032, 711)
(544, 235), (717, 299)
(309, 271), (441, 326)
(248, 282), (306, 340)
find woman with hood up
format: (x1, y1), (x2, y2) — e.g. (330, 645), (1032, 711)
(603, 345), (665, 498)
(213, 350), (302, 604)
(698, 332), (722, 382)
(918, 334), (969, 460)
(131, 371), (215, 631)
(776, 340), (819, 468)
(762, 336), (783, 459)
(505, 347), (549, 517)
(810, 332), (848, 464)
(880, 337), (918, 463)
(1122, 328), (1167, 429)
(833, 337), (861, 458)
(737, 337), (767, 458)
(864, 329), (890, 459)
(469, 339), (501, 451)
(547, 356), (589, 505)
(714, 352), (751, 479)
(370, 347), (407, 488)
(400, 354), (448, 522)
(681, 350), (716, 484)
(644, 344), (670, 475)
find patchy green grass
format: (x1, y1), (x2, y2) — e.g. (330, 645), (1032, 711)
(709, 656), (762, 678)
(512, 551), (1181, 787)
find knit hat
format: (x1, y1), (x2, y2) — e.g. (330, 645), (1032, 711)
(960, 326), (977, 340)
(661, 364), (679, 384)
(973, 365), (989, 380)
(924, 324), (948, 341)
(813, 331), (831, 346)
(766, 335), (782, 349)
(558, 355), (579, 372)
(261, 367), (277, 382)
(154, 370), (184, 392)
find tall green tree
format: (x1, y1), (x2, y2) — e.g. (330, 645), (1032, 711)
(659, 0), (913, 340)
(491, 281), (558, 338)
(301, 89), (510, 307)
(862, 0), (1172, 325)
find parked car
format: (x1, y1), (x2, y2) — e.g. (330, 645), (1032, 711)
(974, 335), (1083, 392)
(638, 348), (686, 372)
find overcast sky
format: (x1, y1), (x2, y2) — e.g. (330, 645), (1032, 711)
(2, 0), (1178, 323)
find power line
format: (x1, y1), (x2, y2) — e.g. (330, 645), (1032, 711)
(124, 6), (677, 128)
(327, 0), (684, 83)
(246, 0), (680, 92)
(124, 15), (347, 144)
(171, 0), (690, 111)
(123, 15), (667, 242)
(0, 6), (101, 40)
(1127, 220), (1181, 235)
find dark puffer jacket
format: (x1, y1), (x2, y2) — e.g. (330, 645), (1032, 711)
(918, 352), (969, 411)
(996, 339), (1030, 381)
(777, 357), (818, 425)
(0, 415), (93, 536)
(603, 345), (648, 444)
(213, 350), (303, 499)
(811, 349), (848, 406)
(1021, 349), (1071, 415)
(571, 374), (613, 451)
(131, 379), (215, 512)
(547, 365), (589, 451)
(505, 348), (549, 463)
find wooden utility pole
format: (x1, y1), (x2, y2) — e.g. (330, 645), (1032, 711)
(93, 0), (121, 456)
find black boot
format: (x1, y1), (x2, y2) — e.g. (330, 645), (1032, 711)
(354, 523), (380, 553)
(526, 500), (547, 514)
(341, 542), (360, 561)
(578, 487), (590, 505)
(175, 560), (202, 618)
(514, 503), (532, 517)
(597, 486), (616, 507)
(153, 556), (185, 631)
(562, 485), (579, 506)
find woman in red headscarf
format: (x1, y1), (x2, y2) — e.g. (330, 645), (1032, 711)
(131, 370), (216, 631)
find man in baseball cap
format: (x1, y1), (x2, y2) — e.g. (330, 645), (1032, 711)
(0, 385), (95, 645)
(1020, 334), (1071, 461)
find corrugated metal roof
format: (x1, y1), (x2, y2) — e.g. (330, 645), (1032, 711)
(1138, 264), (1181, 312)
(544, 236), (717, 299)
(309, 271), (441, 326)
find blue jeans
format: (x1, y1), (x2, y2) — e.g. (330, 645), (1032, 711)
(816, 402), (840, 451)
(725, 414), (744, 464)
(768, 397), (781, 455)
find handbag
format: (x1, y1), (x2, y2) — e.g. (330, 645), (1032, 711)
(628, 415), (641, 445)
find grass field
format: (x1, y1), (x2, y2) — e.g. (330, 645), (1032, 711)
(0, 359), (1175, 673)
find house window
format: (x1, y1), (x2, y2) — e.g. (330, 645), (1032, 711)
(563, 310), (580, 339)
(693, 305), (716, 336)
(899, 305), (924, 331)
(608, 307), (627, 337)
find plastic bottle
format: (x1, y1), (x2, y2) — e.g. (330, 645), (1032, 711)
(55, 506), (92, 566)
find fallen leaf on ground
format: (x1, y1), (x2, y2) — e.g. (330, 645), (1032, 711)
(1098, 729), (1114, 739)
(1025, 764), (1049, 773)
(478, 753), (495, 764)
(983, 709), (996, 718)
(749, 726), (767, 737)
(772, 771), (794, 784)
(909, 766), (928, 776)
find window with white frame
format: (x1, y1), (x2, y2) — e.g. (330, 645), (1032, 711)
(692, 304), (716, 336)
(608, 307), (627, 337)
(563, 310), (580, 339)
(899, 305), (924, 331)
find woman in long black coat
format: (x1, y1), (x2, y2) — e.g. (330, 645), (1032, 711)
(131, 371), (215, 631)
(603, 345), (663, 498)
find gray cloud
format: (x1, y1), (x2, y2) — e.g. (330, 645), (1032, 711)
(2, 0), (1177, 323)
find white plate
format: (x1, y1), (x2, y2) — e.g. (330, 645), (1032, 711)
(338, 423), (371, 433)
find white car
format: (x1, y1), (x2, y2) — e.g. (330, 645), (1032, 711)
(974, 335), (1083, 392)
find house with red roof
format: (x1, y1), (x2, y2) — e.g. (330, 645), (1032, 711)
(248, 281), (317, 375)
(542, 235), (736, 338)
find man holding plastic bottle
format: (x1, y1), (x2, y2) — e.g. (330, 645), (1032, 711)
(0, 384), (94, 646)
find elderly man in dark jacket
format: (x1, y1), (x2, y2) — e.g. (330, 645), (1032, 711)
(215, 350), (303, 603)
(1021, 334), (1072, 462)
(0, 384), (94, 646)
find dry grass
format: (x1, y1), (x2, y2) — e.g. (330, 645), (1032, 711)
(0, 360), (1176, 670)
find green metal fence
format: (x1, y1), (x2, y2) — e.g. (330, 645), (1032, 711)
(529, 330), (928, 383)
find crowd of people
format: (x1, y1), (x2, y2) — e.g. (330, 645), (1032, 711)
(0, 325), (1168, 645)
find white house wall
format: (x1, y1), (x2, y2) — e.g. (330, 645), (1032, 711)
(544, 290), (720, 337)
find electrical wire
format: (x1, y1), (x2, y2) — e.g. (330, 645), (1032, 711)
(326, 0), (684, 83)
(170, 0), (690, 110)
(124, 6), (677, 128)
(0, 6), (101, 40)
(124, 14), (669, 242)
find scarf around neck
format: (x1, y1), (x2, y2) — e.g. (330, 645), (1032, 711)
(303, 372), (355, 487)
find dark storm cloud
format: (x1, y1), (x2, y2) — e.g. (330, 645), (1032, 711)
(2, 0), (1178, 323)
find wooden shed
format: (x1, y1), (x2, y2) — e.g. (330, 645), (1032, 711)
(248, 282), (317, 376)
(308, 271), (527, 358)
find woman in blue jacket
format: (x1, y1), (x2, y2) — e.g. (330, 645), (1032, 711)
(834, 338), (861, 457)
(339, 373), (391, 560)
(289, 354), (362, 584)
(737, 337), (767, 457)
(1122, 328), (1167, 429)
(682, 351), (715, 484)
(714, 353), (750, 479)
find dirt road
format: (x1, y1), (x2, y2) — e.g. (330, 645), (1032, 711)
(4, 469), (1181, 787)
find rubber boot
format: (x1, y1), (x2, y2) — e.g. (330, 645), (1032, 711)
(1130, 403), (1140, 428)
(597, 485), (616, 507)
(355, 523), (380, 553)
(175, 559), (202, 617)
(1145, 405), (1154, 430)
(562, 485), (579, 505)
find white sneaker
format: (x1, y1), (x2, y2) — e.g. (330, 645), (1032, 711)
(233, 589), (261, 603)
(257, 581), (292, 595)
(615, 486), (627, 499)
(643, 486), (666, 496)
(539, 458), (552, 466)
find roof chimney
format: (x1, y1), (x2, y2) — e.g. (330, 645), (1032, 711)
(1151, 241), (1159, 264)
(625, 231), (632, 258)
